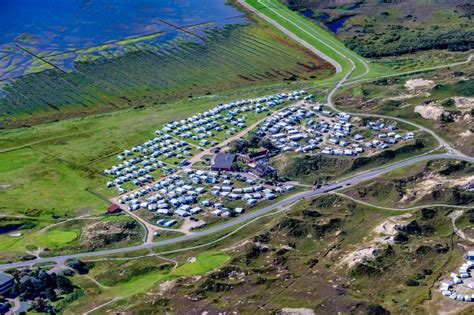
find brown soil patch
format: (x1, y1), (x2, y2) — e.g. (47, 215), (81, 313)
(81, 220), (139, 247)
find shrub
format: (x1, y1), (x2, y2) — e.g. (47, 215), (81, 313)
(405, 279), (420, 286)
(66, 259), (90, 275)
(441, 98), (455, 108)
(367, 304), (390, 315)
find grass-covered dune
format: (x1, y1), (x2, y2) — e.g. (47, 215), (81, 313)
(341, 159), (474, 209)
(88, 194), (471, 314)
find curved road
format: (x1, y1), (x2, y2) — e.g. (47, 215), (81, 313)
(1, 153), (472, 271)
(241, 0), (468, 156)
(0, 0), (471, 271)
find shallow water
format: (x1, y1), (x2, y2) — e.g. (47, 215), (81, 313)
(326, 16), (350, 33)
(0, 224), (22, 234)
(0, 0), (245, 80)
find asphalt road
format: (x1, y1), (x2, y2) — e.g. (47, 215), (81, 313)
(245, 0), (466, 156)
(1, 153), (472, 271)
(0, 0), (470, 271)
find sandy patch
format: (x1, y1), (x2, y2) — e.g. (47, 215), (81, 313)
(158, 279), (176, 295)
(341, 246), (382, 268)
(414, 105), (445, 120)
(400, 174), (474, 204)
(223, 240), (250, 252)
(279, 308), (315, 315)
(460, 130), (473, 138)
(373, 214), (411, 236)
(390, 92), (430, 101)
(454, 97), (474, 110)
(340, 214), (412, 268)
(405, 78), (435, 91)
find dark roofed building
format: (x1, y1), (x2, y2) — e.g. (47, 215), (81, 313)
(0, 272), (14, 295)
(243, 148), (269, 164)
(0, 303), (9, 314)
(251, 160), (276, 177)
(211, 153), (236, 171)
(107, 204), (121, 214)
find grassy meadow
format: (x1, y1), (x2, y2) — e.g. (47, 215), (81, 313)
(0, 16), (333, 127)
(63, 251), (230, 313)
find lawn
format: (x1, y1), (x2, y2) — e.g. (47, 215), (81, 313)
(36, 229), (80, 247)
(244, 0), (375, 80)
(0, 225), (80, 257)
(172, 252), (231, 276)
(108, 252), (230, 297)
(65, 251), (230, 313)
(0, 147), (108, 217)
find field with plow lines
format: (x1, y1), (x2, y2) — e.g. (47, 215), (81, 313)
(0, 19), (333, 127)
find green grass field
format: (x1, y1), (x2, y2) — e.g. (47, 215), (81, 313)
(245, 0), (375, 80)
(0, 224), (80, 260)
(64, 251), (230, 313)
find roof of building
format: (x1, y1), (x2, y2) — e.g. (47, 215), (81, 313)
(247, 148), (268, 159)
(0, 272), (13, 284)
(212, 153), (236, 170)
(107, 204), (121, 213)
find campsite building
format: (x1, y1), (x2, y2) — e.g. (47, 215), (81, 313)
(211, 153), (236, 171)
(0, 272), (14, 295)
(107, 204), (121, 214)
(243, 148), (269, 164)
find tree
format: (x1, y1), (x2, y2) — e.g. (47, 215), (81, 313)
(367, 304), (390, 315)
(441, 98), (455, 108)
(66, 259), (89, 275)
(55, 275), (74, 294)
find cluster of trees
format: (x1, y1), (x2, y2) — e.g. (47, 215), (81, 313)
(10, 268), (76, 314)
(66, 259), (90, 274)
(229, 131), (275, 154)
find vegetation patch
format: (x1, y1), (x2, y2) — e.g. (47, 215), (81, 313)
(36, 229), (79, 247)
(342, 159), (474, 208)
(284, 0), (474, 57)
(0, 22), (332, 127)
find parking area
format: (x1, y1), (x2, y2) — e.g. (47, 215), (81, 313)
(100, 90), (310, 230)
(101, 88), (421, 233)
(117, 169), (296, 228)
(257, 104), (416, 157)
(439, 252), (474, 302)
